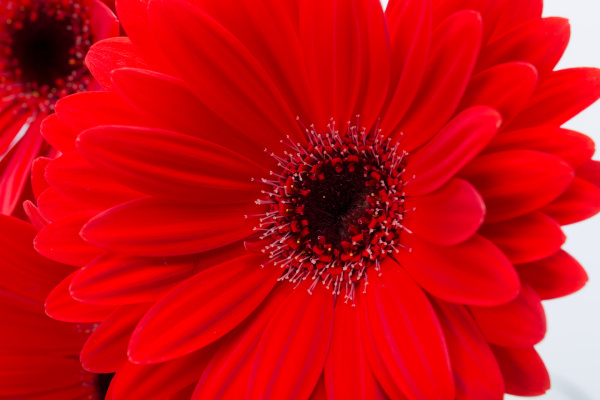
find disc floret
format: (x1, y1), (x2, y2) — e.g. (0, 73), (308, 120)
(252, 120), (412, 303)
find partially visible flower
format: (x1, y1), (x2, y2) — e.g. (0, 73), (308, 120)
(33, 0), (600, 399)
(0, 215), (113, 399)
(0, 0), (118, 216)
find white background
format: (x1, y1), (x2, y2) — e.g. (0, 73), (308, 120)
(378, 0), (600, 398)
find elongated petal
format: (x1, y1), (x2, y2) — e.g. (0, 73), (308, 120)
(54, 91), (152, 133)
(470, 283), (546, 347)
(457, 62), (538, 122)
(31, 157), (51, 200)
(488, 127), (595, 169)
(45, 152), (142, 210)
(325, 303), (386, 400)
(129, 254), (279, 363)
(430, 299), (504, 400)
(37, 188), (94, 222)
(71, 242), (246, 306)
(194, 284), (293, 400)
(401, 234), (519, 306)
(382, 0), (431, 132)
(148, 0), (301, 149)
(111, 68), (271, 163)
(34, 210), (103, 267)
(359, 263), (454, 399)
(45, 272), (114, 322)
(85, 37), (149, 91)
(479, 212), (565, 264)
(490, 346), (550, 397)
(459, 150), (574, 222)
(113, 348), (216, 400)
(249, 280), (334, 400)
(542, 177), (600, 225)
(396, 10), (482, 150)
(492, 0), (542, 39)
(39, 113), (78, 153)
(81, 304), (151, 373)
(476, 17), (569, 81)
(517, 250), (588, 300)
(508, 68), (600, 130)
(405, 106), (501, 195)
(299, 0), (362, 127)
(77, 125), (265, 204)
(404, 179), (485, 246)
(80, 197), (254, 256)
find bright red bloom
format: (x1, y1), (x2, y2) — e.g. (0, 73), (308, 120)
(0, 215), (113, 399)
(33, 0), (600, 398)
(0, 0), (117, 216)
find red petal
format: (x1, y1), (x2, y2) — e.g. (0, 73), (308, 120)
(508, 68), (600, 130)
(430, 299), (504, 400)
(405, 106), (501, 196)
(470, 283), (546, 347)
(81, 197), (254, 256)
(459, 150), (574, 222)
(404, 179), (485, 246)
(457, 62), (538, 123)
(45, 152), (142, 210)
(37, 188), (94, 222)
(81, 304), (151, 373)
(71, 243), (245, 306)
(76, 125), (265, 204)
(383, 0), (431, 132)
(148, 0), (301, 149)
(577, 160), (600, 188)
(248, 280), (334, 400)
(325, 303), (386, 400)
(396, 10), (482, 151)
(129, 254), (280, 363)
(351, 0), (390, 130)
(359, 263), (454, 399)
(490, 346), (550, 397)
(542, 177), (600, 225)
(479, 212), (565, 264)
(431, 0), (503, 42)
(491, 0), (542, 40)
(476, 17), (569, 82)
(23, 200), (49, 231)
(310, 374), (328, 400)
(111, 68), (272, 163)
(39, 113), (78, 153)
(0, 117), (44, 215)
(45, 272), (114, 322)
(401, 234), (519, 306)
(34, 210), (103, 267)
(112, 347), (216, 400)
(488, 127), (595, 169)
(54, 91), (151, 133)
(85, 37), (149, 91)
(299, 0), (362, 127)
(194, 283), (294, 399)
(31, 157), (51, 200)
(516, 250), (588, 300)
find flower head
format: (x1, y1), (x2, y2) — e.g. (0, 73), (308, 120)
(33, 0), (600, 398)
(0, 0), (117, 215)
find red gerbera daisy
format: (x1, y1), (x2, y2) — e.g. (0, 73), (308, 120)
(0, 0), (117, 216)
(32, 0), (600, 398)
(0, 215), (113, 399)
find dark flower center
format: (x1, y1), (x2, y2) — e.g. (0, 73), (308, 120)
(252, 121), (410, 302)
(0, 0), (92, 113)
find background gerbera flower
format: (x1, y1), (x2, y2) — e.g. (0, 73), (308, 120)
(31, 0), (600, 398)
(0, 215), (113, 399)
(0, 0), (118, 217)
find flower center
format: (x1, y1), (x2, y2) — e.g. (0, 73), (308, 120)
(253, 121), (411, 303)
(0, 0), (92, 113)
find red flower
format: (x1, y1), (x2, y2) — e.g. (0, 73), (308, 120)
(0, 0), (118, 216)
(0, 215), (113, 399)
(33, 0), (600, 398)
